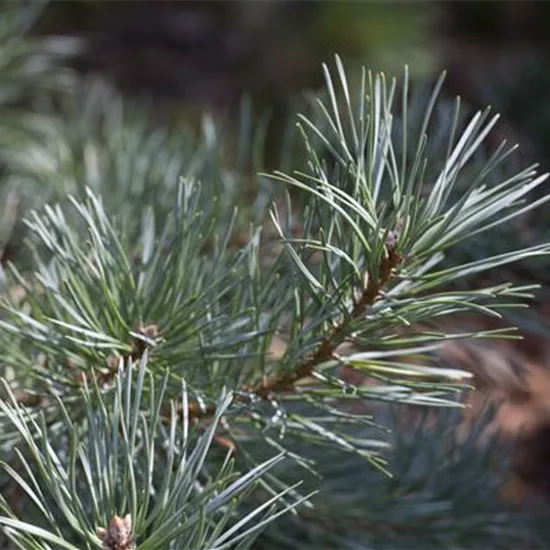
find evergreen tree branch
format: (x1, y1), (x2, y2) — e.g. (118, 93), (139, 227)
(0, 354), (309, 550)
(253, 246), (402, 399)
(186, 244), (402, 421)
(1, 55), (550, 473)
(3, 3), (550, 548)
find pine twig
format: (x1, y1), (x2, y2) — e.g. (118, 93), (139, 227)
(188, 246), (402, 420)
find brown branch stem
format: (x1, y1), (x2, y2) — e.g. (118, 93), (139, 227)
(188, 248), (401, 421)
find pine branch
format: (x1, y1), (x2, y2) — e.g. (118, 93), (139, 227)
(2, 54), (550, 484)
(254, 246), (402, 398)
(186, 245), (402, 423)
(2, 3), (550, 548)
(0, 354), (310, 550)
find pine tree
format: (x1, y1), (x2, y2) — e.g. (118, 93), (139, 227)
(0, 3), (549, 549)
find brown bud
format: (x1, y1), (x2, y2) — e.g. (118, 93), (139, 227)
(97, 514), (133, 550)
(385, 218), (405, 251)
(131, 323), (160, 359)
(107, 354), (121, 371)
(140, 323), (159, 341)
(385, 229), (399, 251)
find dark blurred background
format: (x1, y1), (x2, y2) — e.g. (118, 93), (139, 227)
(36, 1), (436, 105)
(30, 1), (550, 173)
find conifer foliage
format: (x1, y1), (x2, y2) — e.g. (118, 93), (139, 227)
(0, 3), (549, 549)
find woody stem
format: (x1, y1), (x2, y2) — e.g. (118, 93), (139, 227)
(187, 248), (401, 421)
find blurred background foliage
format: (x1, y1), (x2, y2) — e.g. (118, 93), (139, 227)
(27, 0), (550, 191)
(18, 0), (550, 306)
